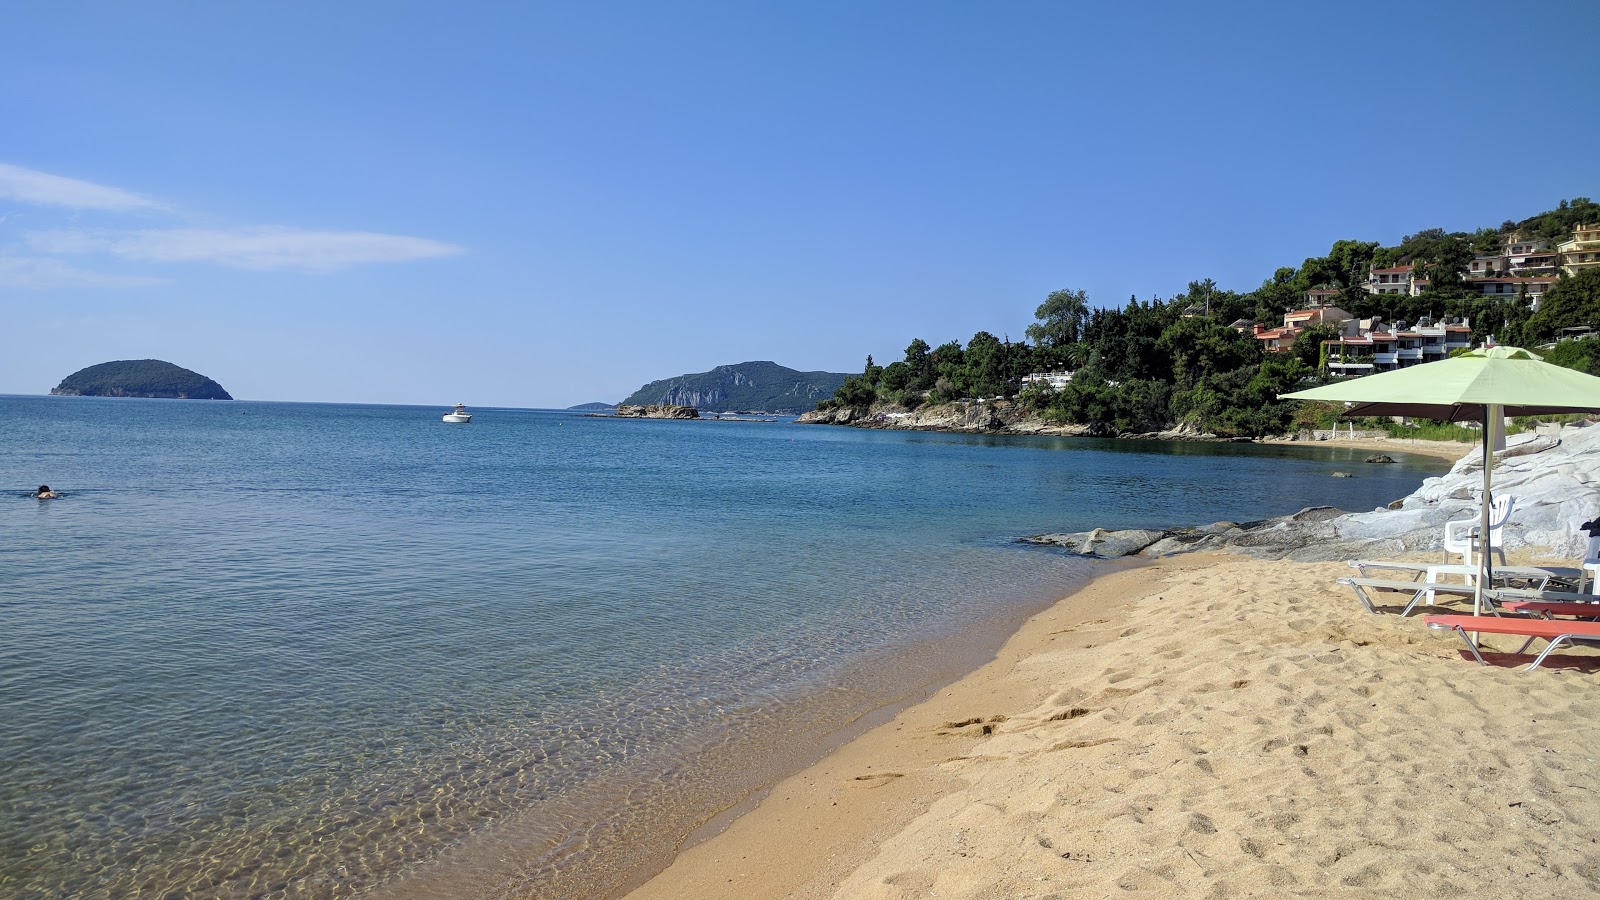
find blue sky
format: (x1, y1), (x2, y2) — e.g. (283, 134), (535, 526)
(3, 1), (1594, 407)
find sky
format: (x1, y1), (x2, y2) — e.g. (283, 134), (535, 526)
(3, 1), (1596, 408)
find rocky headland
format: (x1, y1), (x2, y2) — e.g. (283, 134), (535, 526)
(1026, 423), (1600, 562)
(621, 361), (849, 414)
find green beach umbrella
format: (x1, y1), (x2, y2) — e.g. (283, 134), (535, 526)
(1282, 346), (1600, 616)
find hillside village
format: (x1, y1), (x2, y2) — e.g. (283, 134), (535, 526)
(817, 200), (1600, 437)
(1248, 222), (1600, 376)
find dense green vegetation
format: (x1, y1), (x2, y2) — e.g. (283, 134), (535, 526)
(622, 361), (850, 413)
(819, 199), (1600, 437)
(51, 359), (232, 400)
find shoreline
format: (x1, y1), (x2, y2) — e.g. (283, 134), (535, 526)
(377, 562), (1113, 900)
(1256, 434), (1472, 463)
(626, 551), (1600, 898)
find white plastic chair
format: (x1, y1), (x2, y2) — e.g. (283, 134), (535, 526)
(1442, 494), (1514, 567)
(1581, 534), (1600, 594)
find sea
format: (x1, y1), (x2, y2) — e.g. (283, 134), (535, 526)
(0, 395), (1447, 899)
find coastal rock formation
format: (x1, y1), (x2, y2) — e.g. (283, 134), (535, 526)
(797, 400), (1244, 441)
(614, 404), (700, 419)
(1028, 425), (1600, 562)
(51, 359), (232, 400)
(798, 400), (1108, 437)
(1024, 528), (1171, 558)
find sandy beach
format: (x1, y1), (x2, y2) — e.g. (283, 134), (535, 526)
(1257, 435), (1475, 463)
(627, 552), (1600, 899)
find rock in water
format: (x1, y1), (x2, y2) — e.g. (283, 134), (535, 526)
(613, 404), (699, 419)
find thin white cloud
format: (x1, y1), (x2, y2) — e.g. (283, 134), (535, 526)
(0, 254), (166, 289)
(0, 163), (162, 211)
(27, 227), (466, 272)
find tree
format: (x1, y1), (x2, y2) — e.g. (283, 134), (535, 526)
(862, 355), (882, 387)
(1155, 316), (1259, 388)
(1293, 322), (1342, 371)
(903, 338), (934, 391)
(1542, 336), (1600, 377)
(962, 331), (1008, 398)
(929, 341), (965, 399)
(1523, 268), (1600, 344)
(1026, 288), (1091, 348)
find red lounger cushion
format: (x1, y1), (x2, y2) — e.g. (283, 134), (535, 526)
(1423, 614), (1600, 639)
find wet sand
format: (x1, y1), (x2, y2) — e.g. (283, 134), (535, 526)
(626, 553), (1600, 898)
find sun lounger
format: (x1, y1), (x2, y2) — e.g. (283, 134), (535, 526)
(1424, 613), (1600, 671)
(1495, 599), (1600, 620)
(1337, 577), (1484, 616)
(1346, 559), (1576, 589)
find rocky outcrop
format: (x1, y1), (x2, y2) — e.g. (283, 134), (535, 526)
(797, 400), (1249, 441)
(1024, 528), (1172, 558)
(613, 404), (699, 419)
(1023, 424), (1600, 562)
(797, 400), (1109, 437)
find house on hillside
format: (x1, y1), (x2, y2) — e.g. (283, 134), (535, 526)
(1560, 223), (1600, 276)
(1366, 265), (1426, 295)
(1253, 306), (1353, 353)
(1472, 277), (1555, 309)
(1506, 237), (1558, 275)
(1322, 316), (1472, 376)
(1470, 236), (1559, 278)
(1468, 254), (1504, 278)
(1021, 371), (1073, 391)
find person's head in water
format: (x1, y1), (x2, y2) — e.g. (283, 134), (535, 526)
(36, 484), (57, 499)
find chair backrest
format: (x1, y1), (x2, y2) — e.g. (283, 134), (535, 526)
(1486, 494), (1515, 543)
(1585, 533), (1600, 566)
(1442, 495), (1516, 565)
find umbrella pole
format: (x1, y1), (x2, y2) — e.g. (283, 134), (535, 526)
(1474, 404), (1498, 619)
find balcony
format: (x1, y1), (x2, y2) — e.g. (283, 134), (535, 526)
(1374, 352), (1398, 365)
(1328, 362), (1374, 375)
(1398, 348), (1423, 360)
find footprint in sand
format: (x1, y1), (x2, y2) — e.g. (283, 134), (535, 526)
(936, 715), (1007, 736)
(1047, 737), (1117, 752)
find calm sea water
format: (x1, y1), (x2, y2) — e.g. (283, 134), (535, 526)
(0, 396), (1445, 898)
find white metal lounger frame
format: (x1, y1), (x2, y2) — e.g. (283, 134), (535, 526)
(1338, 577), (1484, 617)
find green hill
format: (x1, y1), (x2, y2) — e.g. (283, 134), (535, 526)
(51, 359), (233, 400)
(620, 361), (850, 413)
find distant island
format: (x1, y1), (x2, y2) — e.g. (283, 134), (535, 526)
(51, 360), (233, 400)
(620, 361), (850, 414)
(567, 402), (617, 411)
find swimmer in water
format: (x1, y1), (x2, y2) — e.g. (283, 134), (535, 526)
(35, 484), (58, 499)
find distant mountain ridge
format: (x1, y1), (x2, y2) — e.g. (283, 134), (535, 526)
(620, 361), (850, 413)
(567, 402), (617, 411)
(51, 359), (232, 400)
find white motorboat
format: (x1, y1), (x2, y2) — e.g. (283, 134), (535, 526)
(442, 404), (472, 423)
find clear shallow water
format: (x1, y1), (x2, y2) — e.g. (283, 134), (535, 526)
(0, 396), (1445, 898)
